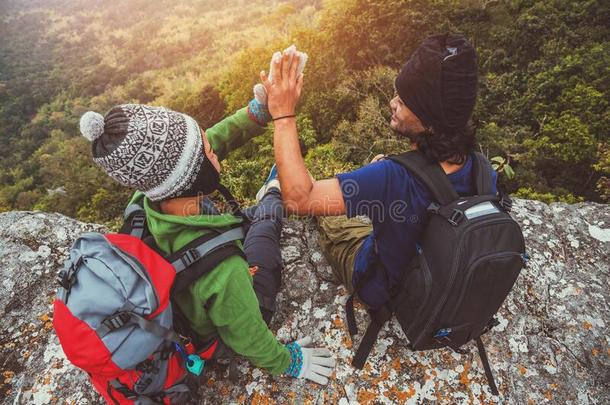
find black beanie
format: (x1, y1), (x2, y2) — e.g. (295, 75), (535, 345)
(395, 33), (478, 131)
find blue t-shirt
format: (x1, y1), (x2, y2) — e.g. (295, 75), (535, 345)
(336, 156), (497, 309)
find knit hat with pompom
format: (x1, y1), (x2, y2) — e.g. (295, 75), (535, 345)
(80, 104), (219, 201)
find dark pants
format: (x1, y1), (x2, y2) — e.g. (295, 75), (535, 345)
(242, 189), (284, 324)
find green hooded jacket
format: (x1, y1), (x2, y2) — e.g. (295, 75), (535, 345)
(128, 107), (290, 375)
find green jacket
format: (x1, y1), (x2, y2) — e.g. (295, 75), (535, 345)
(129, 107), (290, 375)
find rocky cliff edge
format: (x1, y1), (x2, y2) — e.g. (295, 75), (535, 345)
(0, 199), (609, 404)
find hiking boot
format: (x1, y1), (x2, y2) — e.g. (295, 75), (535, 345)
(256, 164), (280, 203)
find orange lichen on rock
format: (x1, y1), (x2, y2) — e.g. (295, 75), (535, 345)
(206, 378), (215, 387)
(2, 371), (14, 384)
(591, 348), (599, 356)
(333, 317), (344, 328)
(460, 362), (472, 386)
(342, 335), (352, 349)
(357, 389), (379, 404)
(372, 370), (389, 385)
(582, 321), (592, 330)
(544, 391), (553, 401)
(251, 391), (274, 405)
(391, 358), (402, 371)
(518, 365), (527, 376)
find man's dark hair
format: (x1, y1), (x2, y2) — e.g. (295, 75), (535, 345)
(413, 123), (476, 165)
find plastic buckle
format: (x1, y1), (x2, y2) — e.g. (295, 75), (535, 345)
(102, 312), (131, 331)
(56, 257), (83, 290)
(499, 194), (513, 212)
(448, 209), (464, 226)
(427, 202), (441, 215)
(56, 268), (73, 290)
(180, 248), (201, 268)
(131, 213), (146, 229)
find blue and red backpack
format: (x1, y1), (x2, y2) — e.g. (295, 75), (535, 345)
(53, 197), (245, 404)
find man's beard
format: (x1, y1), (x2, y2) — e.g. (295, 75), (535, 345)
(391, 123), (421, 143)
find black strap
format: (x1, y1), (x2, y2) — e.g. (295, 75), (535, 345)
(470, 152), (495, 196)
(345, 251), (394, 369)
(352, 306), (393, 369)
(475, 336), (500, 395)
(217, 183), (243, 216)
(387, 151), (459, 205)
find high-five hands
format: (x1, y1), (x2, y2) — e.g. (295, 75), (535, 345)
(254, 45), (308, 107)
(259, 45), (307, 119)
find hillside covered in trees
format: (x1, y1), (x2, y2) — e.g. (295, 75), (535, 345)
(0, 0), (608, 224)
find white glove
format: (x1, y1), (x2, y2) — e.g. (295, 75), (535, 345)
(254, 44), (308, 105)
(286, 336), (335, 385)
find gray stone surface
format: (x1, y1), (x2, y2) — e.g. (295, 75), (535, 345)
(1, 200), (609, 404)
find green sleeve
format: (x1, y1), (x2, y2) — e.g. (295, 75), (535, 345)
(200, 265), (291, 375)
(205, 107), (267, 161)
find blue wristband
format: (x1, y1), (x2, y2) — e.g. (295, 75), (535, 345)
(284, 342), (303, 377)
(247, 99), (272, 126)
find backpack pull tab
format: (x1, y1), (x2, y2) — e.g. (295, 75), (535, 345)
(186, 354), (205, 376)
(433, 328), (452, 344)
(175, 343), (205, 376)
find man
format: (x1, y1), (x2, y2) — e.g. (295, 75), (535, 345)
(261, 33), (496, 311)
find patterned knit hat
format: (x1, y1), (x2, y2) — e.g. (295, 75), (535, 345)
(80, 104), (215, 201)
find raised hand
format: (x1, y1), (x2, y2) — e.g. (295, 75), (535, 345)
(254, 45), (308, 106)
(260, 45), (305, 119)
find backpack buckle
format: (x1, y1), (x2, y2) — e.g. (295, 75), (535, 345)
(499, 194), (512, 212)
(180, 248), (201, 268)
(56, 257), (83, 291)
(448, 209), (464, 226)
(131, 213), (146, 229)
(102, 312), (132, 331)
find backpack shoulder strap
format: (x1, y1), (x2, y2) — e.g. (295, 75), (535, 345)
(169, 227), (246, 293)
(387, 151), (459, 205)
(471, 152), (495, 196)
(121, 194), (147, 239)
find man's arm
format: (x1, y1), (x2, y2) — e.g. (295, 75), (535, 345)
(205, 106), (268, 161)
(262, 50), (346, 216)
(273, 118), (345, 216)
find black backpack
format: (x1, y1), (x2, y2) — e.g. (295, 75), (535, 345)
(346, 151), (527, 395)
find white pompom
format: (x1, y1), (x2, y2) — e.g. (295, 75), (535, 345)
(80, 111), (105, 142)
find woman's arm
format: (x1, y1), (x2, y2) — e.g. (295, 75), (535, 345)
(205, 105), (268, 161)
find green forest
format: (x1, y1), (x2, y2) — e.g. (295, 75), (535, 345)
(0, 0), (608, 225)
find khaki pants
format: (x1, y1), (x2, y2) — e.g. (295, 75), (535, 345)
(317, 216), (373, 293)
